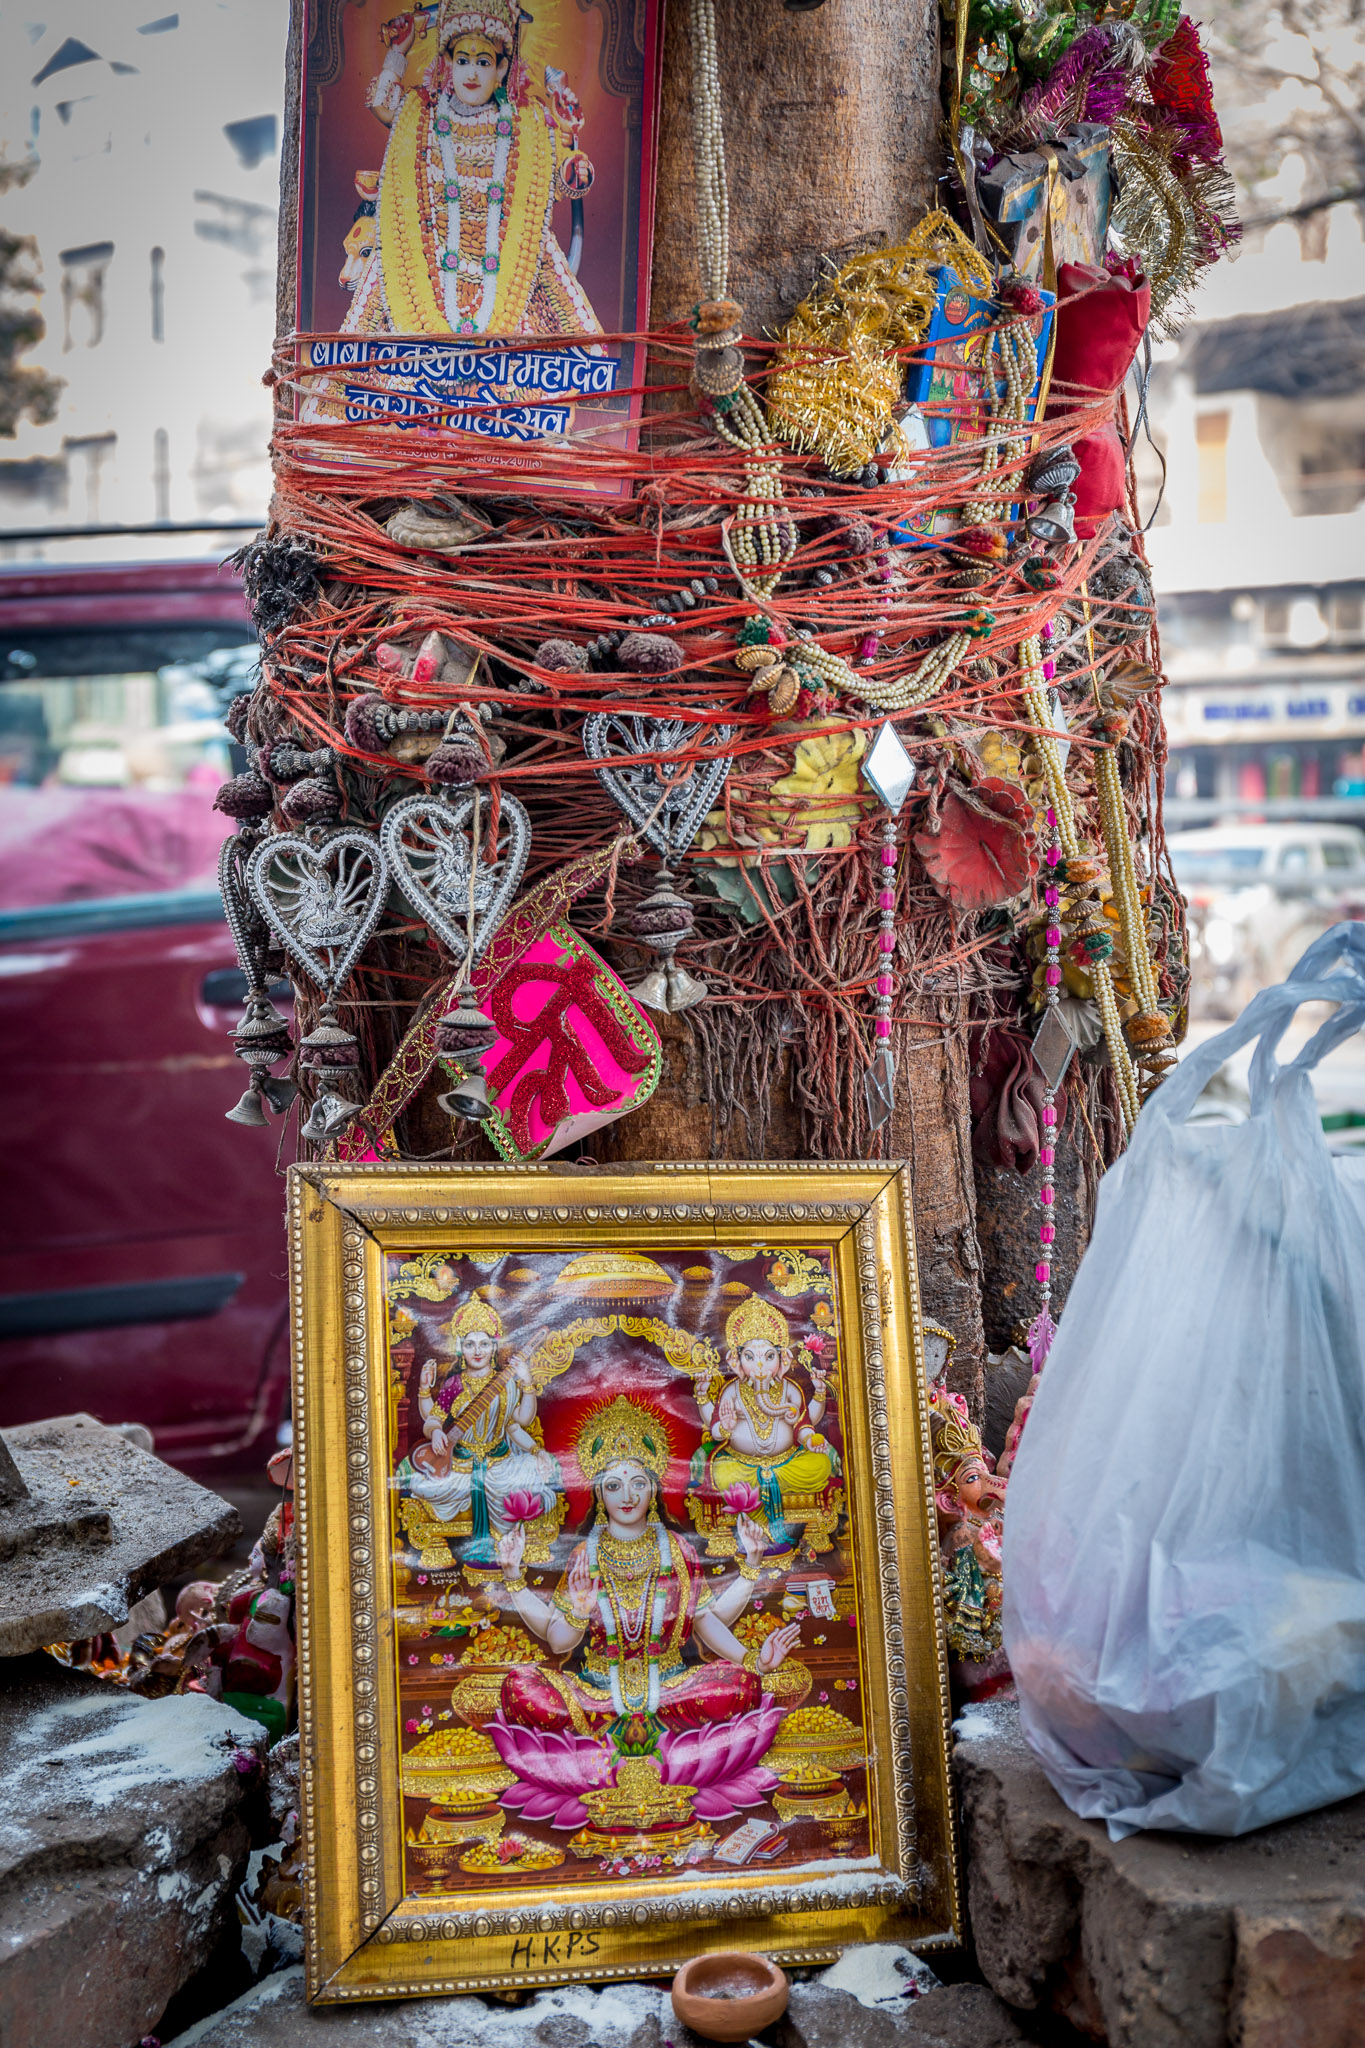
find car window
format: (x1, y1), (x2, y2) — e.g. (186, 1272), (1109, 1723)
(0, 629), (255, 914)
(1278, 845), (1311, 873)
(1170, 846), (1266, 883)
(1322, 842), (1359, 870)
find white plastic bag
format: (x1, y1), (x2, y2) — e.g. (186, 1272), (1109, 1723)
(1003, 922), (1365, 1838)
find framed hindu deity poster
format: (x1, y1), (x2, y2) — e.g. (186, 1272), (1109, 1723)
(293, 0), (663, 485)
(291, 1160), (960, 2002)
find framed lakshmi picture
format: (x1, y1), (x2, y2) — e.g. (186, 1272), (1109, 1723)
(292, 1161), (960, 2002)
(293, 0), (663, 489)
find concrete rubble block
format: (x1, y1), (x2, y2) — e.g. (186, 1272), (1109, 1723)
(766, 1945), (1029, 2048)
(0, 1652), (267, 2048)
(954, 1696), (1365, 2047)
(0, 1413), (241, 1657)
(170, 1970), (668, 2047)
(170, 1944), (1029, 2048)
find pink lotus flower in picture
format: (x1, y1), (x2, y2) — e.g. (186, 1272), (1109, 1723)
(721, 1482), (761, 1518)
(805, 1333), (825, 1355)
(501, 1491), (545, 1524)
(488, 1701), (785, 1829)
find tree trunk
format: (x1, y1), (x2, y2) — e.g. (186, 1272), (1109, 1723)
(274, 0), (985, 1409)
(596, 0), (985, 1413)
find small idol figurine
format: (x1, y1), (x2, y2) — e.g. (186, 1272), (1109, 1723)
(930, 1389), (1006, 1664)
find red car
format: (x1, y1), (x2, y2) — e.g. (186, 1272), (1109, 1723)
(0, 558), (290, 1476)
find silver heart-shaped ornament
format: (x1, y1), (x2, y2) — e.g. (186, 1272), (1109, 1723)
(582, 713), (735, 859)
(219, 830), (272, 991)
(380, 788), (531, 963)
(246, 828), (389, 999)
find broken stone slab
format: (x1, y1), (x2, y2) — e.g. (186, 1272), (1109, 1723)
(769, 1949), (1030, 2048)
(954, 1695), (1365, 2047)
(0, 1652), (267, 2048)
(0, 1413), (241, 1657)
(169, 1947), (1034, 2048)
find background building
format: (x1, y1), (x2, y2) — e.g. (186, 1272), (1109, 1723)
(1141, 218), (1365, 826)
(0, 0), (286, 556)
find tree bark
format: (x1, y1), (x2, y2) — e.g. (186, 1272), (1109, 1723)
(598, 0), (985, 1413)
(650, 0), (942, 334)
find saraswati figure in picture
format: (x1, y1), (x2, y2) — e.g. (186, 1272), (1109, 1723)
(403, 1296), (560, 1564)
(492, 1397), (801, 1747)
(346, 0), (601, 340)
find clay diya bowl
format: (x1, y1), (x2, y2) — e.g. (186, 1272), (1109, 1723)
(671, 1952), (790, 2041)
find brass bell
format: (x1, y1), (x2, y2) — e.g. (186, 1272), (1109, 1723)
(226, 1081), (269, 1127)
(692, 344), (745, 398)
(1027, 493), (1076, 545)
(437, 1068), (491, 1122)
(301, 1089), (362, 1141)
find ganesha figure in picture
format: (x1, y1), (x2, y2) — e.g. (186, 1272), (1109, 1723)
(491, 1396), (801, 1760)
(345, 0), (600, 341)
(696, 1295), (839, 1545)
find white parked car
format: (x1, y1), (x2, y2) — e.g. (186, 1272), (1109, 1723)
(1168, 823), (1365, 1017)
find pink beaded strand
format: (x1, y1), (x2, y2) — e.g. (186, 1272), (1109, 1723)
(875, 817), (897, 1043)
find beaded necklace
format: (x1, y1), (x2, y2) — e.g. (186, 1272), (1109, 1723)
(735, 1377), (790, 1443)
(587, 1519), (671, 1714)
(431, 94), (514, 334)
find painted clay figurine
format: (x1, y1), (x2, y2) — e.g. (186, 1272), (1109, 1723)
(930, 1390), (1006, 1663)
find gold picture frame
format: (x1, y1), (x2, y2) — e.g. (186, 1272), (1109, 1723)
(291, 1159), (960, 2004)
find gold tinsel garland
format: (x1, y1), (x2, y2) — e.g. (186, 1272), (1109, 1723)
(1110, 115), (1239, 339)
(766, 212), (992, 477)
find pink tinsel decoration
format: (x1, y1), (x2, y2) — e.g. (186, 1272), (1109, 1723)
(1016, 27), (1118, 138)
(1082, 68), (1130, 125)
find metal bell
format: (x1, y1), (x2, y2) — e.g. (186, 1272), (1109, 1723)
(1027, 493), (1077, 545)
(665, 961), (710, 1011)
(626, 965), (670, 1013)
(260, 1074), (299, 1116)
(627, 959), (711, 1016)
(226, 1080), (269, 1127)
(1029, 445), (1081, 495)
(301, 1089), (363, 1141)
(437, 1068), (491, 1122)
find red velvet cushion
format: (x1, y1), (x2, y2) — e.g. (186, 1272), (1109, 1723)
(1071, 424), (1128, 537)
(1048, 262), (1151, 410)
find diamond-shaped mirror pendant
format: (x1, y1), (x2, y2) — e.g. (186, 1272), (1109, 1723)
(862, 722), (917, 814)
(1032, 1004), (1075, 1094)
(864, 1046), (897, 1130)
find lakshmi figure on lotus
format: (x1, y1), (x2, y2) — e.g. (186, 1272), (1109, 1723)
(403, 1296), (560, 1564)
(695, 1295), (838, 1544)
(492, 1395), (800, 1744)
(345, 0), (600, 341)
